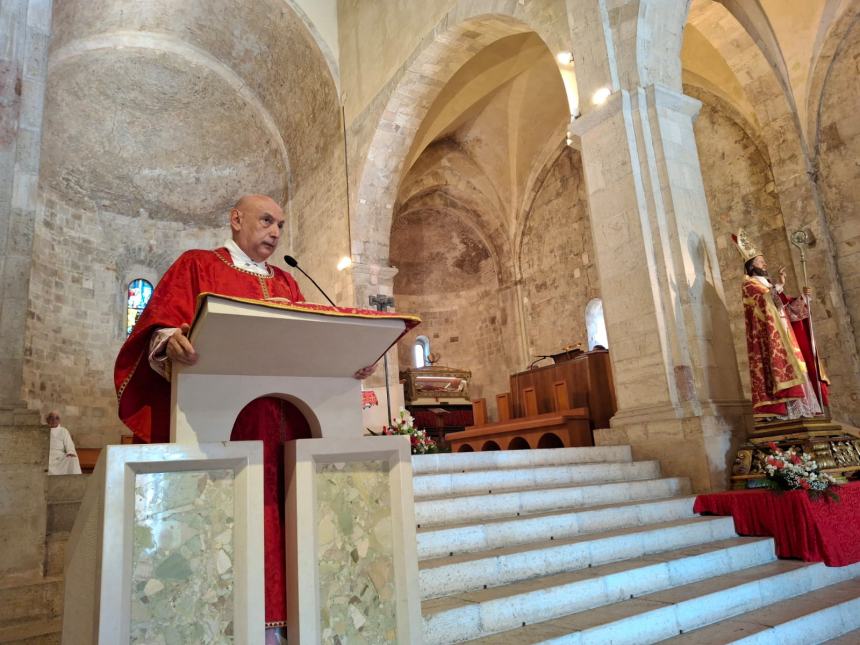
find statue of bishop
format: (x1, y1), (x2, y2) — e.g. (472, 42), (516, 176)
(733, 229), (828, 421)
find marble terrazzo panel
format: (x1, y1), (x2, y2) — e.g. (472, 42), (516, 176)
(130, 468), (236, 644)
(316, 460), (397, 644)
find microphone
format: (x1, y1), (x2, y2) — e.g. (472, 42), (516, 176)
(283, 255), (338, 308)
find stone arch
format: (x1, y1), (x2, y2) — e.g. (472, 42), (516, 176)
(807, 6), (860, 158)
(352, 11), (567, 270)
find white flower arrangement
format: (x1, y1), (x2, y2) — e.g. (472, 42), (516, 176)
(762, 442), (839, 501)
(367, 408), (439, 455)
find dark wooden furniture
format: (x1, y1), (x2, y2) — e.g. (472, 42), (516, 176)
(446, 407), (591, 452)
(509, 349), (616, 430)
(447, 379), (593, 453)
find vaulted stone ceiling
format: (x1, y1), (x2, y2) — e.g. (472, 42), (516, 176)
(395, 32), (569, 244)
(41, 0), (340, 226)
(684, 0), (857, 146)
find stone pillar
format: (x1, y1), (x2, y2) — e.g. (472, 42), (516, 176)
(0, 0), (50, 407)
(351, 262), (401, 391)
(570, 85), (751, 491)
(0, 0), (51, 580)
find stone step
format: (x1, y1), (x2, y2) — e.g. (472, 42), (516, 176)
(465, 560), (860, 645)
(419, 515), (737, 599)
(661, 578), (860, 643)
(0, 617), (61, 644)
(44, 532), (69, 578)
(0, 577), (63, 626)
(46, 474), (89, 502)
(823, 628), (860, 644)
(415, 477), (691, 527)
(412, 446), (633, 476)
(422, 537), (774, 644)
(414, 460), (661, 499)
(417, 496), (697, 560)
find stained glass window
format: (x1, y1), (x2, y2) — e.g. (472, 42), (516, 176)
(127, 279), (153, 336)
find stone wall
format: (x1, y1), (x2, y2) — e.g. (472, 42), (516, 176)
(392, 208), (514, 417)
(519, 147), (598, 357)
(688, 87), (796, 397)
(817, 19), (860, 391)
(23, 192), (223, 448)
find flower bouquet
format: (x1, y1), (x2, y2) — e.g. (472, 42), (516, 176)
(761, 442), (839, 501)
(367, 408), (439, 455)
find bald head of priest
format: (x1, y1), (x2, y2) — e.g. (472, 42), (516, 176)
(230, 194), (285, 263)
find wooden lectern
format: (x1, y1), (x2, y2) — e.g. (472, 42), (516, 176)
(63, 295), (423, 644)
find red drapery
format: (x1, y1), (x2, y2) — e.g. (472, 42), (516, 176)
(693, 482), (860, 567)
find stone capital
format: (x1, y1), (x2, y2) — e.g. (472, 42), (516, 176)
(645, 83), (703, 121)
(567, 89), (625, 143)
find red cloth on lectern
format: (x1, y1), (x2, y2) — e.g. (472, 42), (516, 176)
(693, 482), (860, 566)
(114, 247), (309, 627)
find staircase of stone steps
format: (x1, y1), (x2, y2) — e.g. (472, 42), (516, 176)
(0, 475), (88, 645)
(412, 446), (860, 645)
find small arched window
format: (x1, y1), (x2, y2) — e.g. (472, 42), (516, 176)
(127, 279), (153, 336)
(414, 335), (430, 368)
(585, 298), (609, 350)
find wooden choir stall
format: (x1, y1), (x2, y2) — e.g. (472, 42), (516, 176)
(447, 348), (616, 452)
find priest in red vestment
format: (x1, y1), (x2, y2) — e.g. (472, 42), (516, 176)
(733, 229), (827, 420)
(114, 194), (368, 643)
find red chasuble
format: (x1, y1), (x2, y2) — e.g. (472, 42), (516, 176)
(114, 247), (308, 628)
(742, 276), (808, 418)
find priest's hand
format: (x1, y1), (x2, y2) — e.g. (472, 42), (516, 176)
(166, 324), (198, 366)
(353, 363), (378, 380)
(802, 286), (813, 297)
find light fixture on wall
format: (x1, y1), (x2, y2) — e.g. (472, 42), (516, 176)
(337, 256), (352, 271)
(556, 51), (574, 66)
(592, 86), (611, 105)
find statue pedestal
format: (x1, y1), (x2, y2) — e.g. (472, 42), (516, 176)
(731, 418), (860, 489)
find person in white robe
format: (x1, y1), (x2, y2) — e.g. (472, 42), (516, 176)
(46, 411), (82, 475)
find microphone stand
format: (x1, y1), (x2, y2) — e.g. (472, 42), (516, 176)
(283, 255), (337, 307)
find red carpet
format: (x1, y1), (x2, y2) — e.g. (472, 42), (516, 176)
(693, 481), (860, 566)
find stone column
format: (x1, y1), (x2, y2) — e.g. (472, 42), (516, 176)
(351, 262), (401, 392)
(570, 85), (751, 491)
(0, 0), (52, 580)
(0, 0), (50, 407)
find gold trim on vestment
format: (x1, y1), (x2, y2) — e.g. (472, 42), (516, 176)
(116, 352), (143, 402)
(212, 248), (275, 278)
